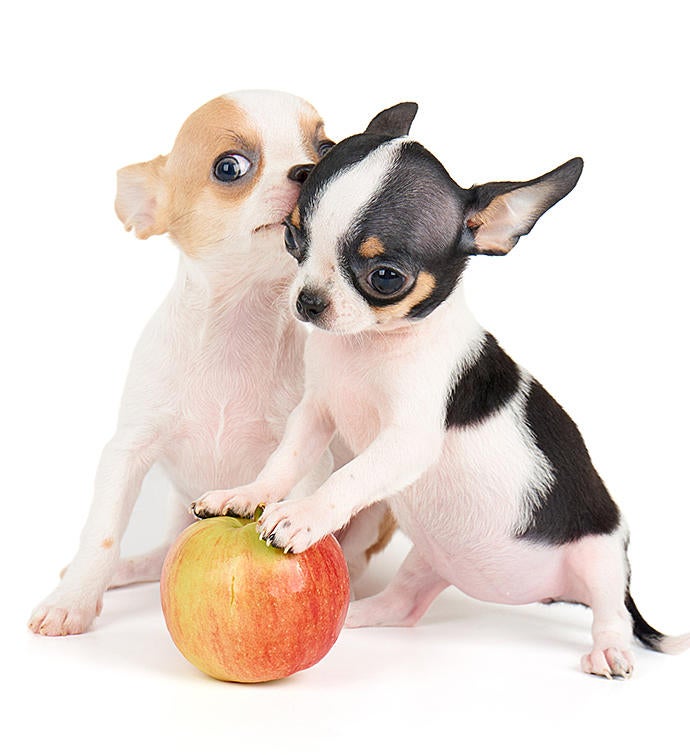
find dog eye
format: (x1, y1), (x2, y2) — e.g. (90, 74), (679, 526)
(369, 268), (406, 295)
(213, 153), (251, 182)
(283, 222), (303, 261)
(317, 140), (335, 158)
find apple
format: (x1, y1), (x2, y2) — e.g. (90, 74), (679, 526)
(160, 514), (350, 683)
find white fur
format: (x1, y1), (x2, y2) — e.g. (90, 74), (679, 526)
(28, 91), (384, 636)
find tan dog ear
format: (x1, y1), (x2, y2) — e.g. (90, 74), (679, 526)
(466, 158), (583, 256)
(115, 155), (169, 239)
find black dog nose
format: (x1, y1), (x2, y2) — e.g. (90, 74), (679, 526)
(288, 163), (315, 184)
(296, 289), (328, 321)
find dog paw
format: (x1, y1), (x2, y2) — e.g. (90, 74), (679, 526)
(28, 595), (103, 636)
(581, 647), (635, 680)
(258, 497), (335, 553)
(191, 484), (275, 519)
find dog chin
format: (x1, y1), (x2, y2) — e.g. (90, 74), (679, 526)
(310, 317), (376, 336)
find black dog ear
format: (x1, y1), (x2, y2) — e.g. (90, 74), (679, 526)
(365, 102), (419, 137)
(465, 158), (584, 256)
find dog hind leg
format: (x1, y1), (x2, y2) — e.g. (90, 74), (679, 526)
(566, 532), (635, 679)
(346, 546), (449, 628)
(108, 488), (194, 589)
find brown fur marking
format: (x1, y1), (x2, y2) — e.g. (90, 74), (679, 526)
(164, 96), (264, 253)
(359, 236), (386, 259)
(299, 111), (329, 163)
(374, 271), (437, 321)
(365, 507), (397, 560)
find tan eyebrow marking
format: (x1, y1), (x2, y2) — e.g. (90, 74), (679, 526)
(373, 271), (437, 321)
(300, 112), (329, 162)
(217, 128), (254, 154)
(290, 205), (300, 228)
(359, 236), (386, 258)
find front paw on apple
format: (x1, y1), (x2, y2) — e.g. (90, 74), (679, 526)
(191, 489), (253, 519)
(258, 499), (326, 554)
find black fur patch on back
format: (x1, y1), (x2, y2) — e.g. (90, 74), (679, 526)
(518, 379), (621, 545)
(445, 332), (521, 429)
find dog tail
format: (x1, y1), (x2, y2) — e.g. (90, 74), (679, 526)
(625, 590), (690, 654)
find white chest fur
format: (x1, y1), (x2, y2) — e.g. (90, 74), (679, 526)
(119, 258), (306, 498)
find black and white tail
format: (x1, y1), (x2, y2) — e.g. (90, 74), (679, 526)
(626, 591), (690, 654)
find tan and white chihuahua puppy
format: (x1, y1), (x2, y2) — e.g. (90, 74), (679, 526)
(29, 91), (389, 636)
(196, 103), (689, 679)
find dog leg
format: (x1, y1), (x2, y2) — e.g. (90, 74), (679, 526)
(108, 489), (193, 589)
(288, 450), (397, 588)
(346, 547), (449, 627)
(567, 533), (635, 679)
(28, 428), (165, 635)
(258, 420), (444, 552)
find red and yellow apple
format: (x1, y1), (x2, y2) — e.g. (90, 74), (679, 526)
(160, 514), (350, 683)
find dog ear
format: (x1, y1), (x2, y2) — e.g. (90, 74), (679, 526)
(365, 102), (418, 137)
(465, 158), (584, 256)
(115, 155), (169, 239)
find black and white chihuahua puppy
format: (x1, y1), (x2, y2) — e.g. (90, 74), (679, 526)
(195, 103), (689, 678)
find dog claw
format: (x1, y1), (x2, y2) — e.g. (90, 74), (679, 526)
(581, 648), (634, 680)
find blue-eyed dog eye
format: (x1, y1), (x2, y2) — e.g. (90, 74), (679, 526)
(369, 267), (406, 295)
(317, 140), (335, 158)
(283, 222), (303, 261)
(213, 153), (251, 182)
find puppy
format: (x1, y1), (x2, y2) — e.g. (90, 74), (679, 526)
(201, 103), (690, 678)
(28, 91), (388, 636)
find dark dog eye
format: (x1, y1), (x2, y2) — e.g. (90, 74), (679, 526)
(317, 140), (335, 158)
(213, 153), (251, 182)
(283, 222), (303, 261)
(369, 267), (406, 295)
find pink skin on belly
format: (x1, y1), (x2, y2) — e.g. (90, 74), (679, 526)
(393, 517), (574, 606)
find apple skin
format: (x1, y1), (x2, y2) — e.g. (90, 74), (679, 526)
(160, 516), (350, 683)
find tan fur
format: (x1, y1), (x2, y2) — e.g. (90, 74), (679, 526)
(467, 190), (533, 255)
(374, 270), (437, 321)
(116, 98), (330, 256)
(365, 507), (397, 560)
(300, 112), (328, 162)
(115, 97), (263, 254)
(164, 97), (264, 253)
(290, 205), (300, 228)
(359, 235), (386, 259)
(115, 155), (168, 239)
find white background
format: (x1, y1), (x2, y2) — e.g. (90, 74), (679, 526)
(3, 1), (689, 752)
